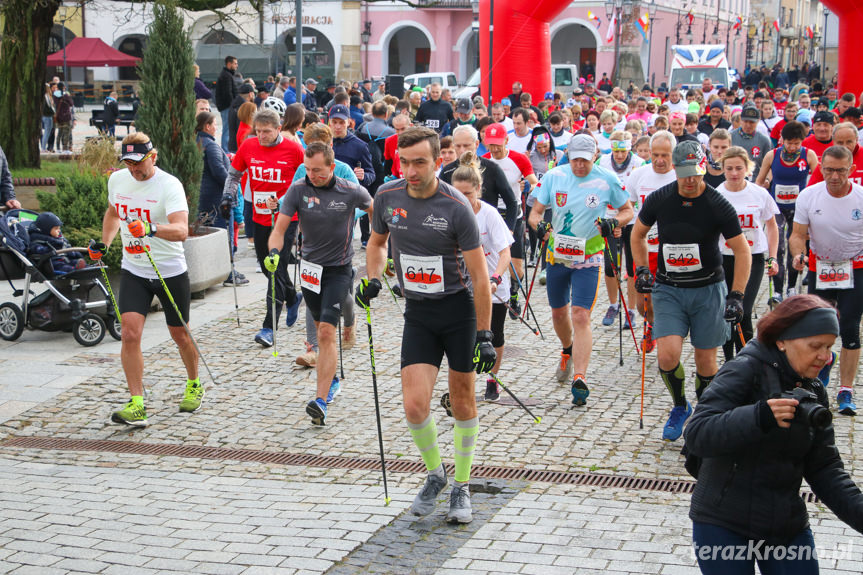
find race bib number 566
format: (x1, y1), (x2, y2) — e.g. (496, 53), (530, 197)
(400, 254), (444, 294)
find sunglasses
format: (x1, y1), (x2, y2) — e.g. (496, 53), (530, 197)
(123, 152), (153, 166)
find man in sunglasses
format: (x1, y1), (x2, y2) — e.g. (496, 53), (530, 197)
(89, 133), (199, 427)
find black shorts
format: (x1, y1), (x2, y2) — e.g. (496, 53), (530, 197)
(491, 303), (506, 348)
(510, 217), (525, 260)
(302, 263), (353, 327)
(401, 289), (476, 372)
(119, 269), (190, 327)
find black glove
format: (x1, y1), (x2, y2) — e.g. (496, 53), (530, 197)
(596, 217), (619, 238)
(219, 197), (233, 220)
(355, 278), (382, 310)
(634, 265), (654, 293)
(473, 330), (496, 374)
(536, 220), (552, 238)
(725, 290), (745, 323)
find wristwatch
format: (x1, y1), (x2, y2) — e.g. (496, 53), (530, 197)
(490, 274), (502, 286)
(147, 223), (158, 237)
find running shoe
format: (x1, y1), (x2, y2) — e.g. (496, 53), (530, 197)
(410, 470), (448, 516)
(440, 392), (453, 417)
(622, 309), (636, 331)
(484, 378), (500, 402)
(539, 269), (547, 285)
(837, 390), (857, 416)
(555, 352), (574, 383)
(571, 377), (590, 406)
(446, 483), (473, 524)
(222, 271), (250, 286)
(818, 351), (838, 386)
(508, 294), (521, 319)
(306, 398), (327, 425)
(285, 293), (303, 328)
(602, 304), (619, 326)
(326, 377), (341, 404)
(179, 380), (205, 413)
(111, 401), (148, 427)
(767, 295), (782, 310)
(296, 347), (317, 367)
(255, 328), (274, 347)
(786, 288), (798, 298)
(343, 325), (356, 349)
(642, 322), (655, 353)
(662, 402), (693, 441)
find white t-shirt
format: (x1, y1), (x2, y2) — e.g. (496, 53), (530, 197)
(794, 181), (863, 265)
(595, 131), (612, 155)
(599, 154), (645, 217)
(506, 131), (532, 155)
(666, 99), (689, 114)
(757, 116), (781, 137)
(716, 181), (779, 255)
(108, 167), (189, 279)
(475, 201), (514, 304)
(627, 164), (677, 253)
(551, 130), (573, 152)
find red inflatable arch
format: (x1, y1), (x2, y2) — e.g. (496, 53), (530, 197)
(825, 0), (862, 99)
(477, 0), (568, 104)
(479, 0), (860, 104)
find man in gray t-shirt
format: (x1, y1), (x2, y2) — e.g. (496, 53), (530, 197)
(355, 127), (495, 525)
(266, 143), (372, 427)
(732, 106), (773, 178)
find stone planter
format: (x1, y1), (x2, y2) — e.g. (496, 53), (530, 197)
(183, 226), (231, 293)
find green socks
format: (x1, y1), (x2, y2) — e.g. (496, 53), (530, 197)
(453, 417), (479, 483)
(187, 377), (200, 386)
(408, 415), (442, 472)
(131, 395), (144, 407)
(695, 373), (715, 400)
(660, 363), (687, 407)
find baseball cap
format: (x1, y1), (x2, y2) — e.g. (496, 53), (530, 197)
(328, 104), (350, 121)
(567, 134), (597, 161)
(120, 139), (154, 163)
(840, 107), (862, 120)
(501, 98), (512, 107)
(544, 91), (554, 100)
(672, 141), (708, 178)
(813, 110), (836, 125)
(484, 123), (508, 146)
(239, 84), (255, 94)
(795, 109), (813, 126)
(709, 100), (725, 111)
(305, 78), (318, 85)
(741, 105), (760, 121)
(456, 98), (472, 114)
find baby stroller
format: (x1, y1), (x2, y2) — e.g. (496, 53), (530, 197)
(0, 209), (120, 346)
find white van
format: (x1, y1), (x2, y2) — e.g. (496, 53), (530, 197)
(669, 44), (731, 91)
(452, 64), (579, 102)
(403, 72), (459, 92)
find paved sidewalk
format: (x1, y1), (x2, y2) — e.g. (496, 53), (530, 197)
(1, 233), (863, 574)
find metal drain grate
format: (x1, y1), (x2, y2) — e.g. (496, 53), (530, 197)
(0, 436), (819, 501)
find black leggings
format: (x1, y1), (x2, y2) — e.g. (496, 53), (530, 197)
(253, 222), (297, 330)
(773, 210), (799, 294)
(527, 209), (553, 269)
(722, 253), (764, 361)
(808, 267), (863, 350)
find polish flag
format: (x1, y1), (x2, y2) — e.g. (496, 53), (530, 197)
(606, 12), (617, 43)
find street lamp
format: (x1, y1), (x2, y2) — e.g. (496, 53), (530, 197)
(57, 5), (69, 83)
(646, 0), (657, 86)
(604, 0), (632, 86)
(361, 21), (371, 80)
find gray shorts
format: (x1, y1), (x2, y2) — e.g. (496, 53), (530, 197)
(651, 281), (729, 349)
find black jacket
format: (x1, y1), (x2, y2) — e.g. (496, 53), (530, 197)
(333, 132), (375, 188)
(227, 94), (248, 153)
(684, 341), (863, 544)
(215, 67), (239, 111)
(196, 131), (230, 218)
(102, 98), (119, 126)
(439, 156), (518, 230)
(415, 99), (453, 133)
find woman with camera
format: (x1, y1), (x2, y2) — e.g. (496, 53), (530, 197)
(684, 295), (863, 574)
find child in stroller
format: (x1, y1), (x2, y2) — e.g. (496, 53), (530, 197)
(27, 212), (86, 275)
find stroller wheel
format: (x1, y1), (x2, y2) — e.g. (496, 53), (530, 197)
(73, 313), (106, 347)
(0, 302), (24, 341)
(107, 315), (122, 341)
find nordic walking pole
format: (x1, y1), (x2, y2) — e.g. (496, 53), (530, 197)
(125, 219), (219, 385)
(270, 212), (278, 358)
(640, 295), (647, 429)
(94, 253), (121, 327)
(364, 303), (390, 505)
(227, 216), (241, 327)
(337, 314), (345, 381)
(488, 372), (541, 424)
(509, 261), (544, 339)
(617, 247), (624, 366)
(522, 237), (545, 320)
(502, 300), (541, 337)
(735, 322), (746, 349)
(602, 236), (639, 355)
(380, 273), (402, 314)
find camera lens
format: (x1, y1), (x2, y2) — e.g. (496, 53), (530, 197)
(807, 404), (832, 430)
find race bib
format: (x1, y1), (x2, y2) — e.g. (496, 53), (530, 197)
(123, 235), (150, 262)
(553, 235), (586, 264)
(775, 184), (799, 205)
(400, 254), (444, 294)
(299, 260), (323, 294)
(253, 191), (276, 216)
(663, 243), (702, 273)
(647, 225), (660, 253)
(425, 119), (440, 129)
(816, 260), (853, 290)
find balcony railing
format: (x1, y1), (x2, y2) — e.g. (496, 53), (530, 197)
(415, 0), (474, 8)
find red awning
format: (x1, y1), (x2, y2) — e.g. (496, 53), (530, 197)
(46, 37), (140, 67)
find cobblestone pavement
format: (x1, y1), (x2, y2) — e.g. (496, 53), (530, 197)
(1, 241), (863, 574)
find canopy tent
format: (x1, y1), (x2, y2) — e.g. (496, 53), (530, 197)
(46, 37), (140, 67)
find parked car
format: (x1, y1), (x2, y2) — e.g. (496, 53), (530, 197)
(403, 72), (459, 93)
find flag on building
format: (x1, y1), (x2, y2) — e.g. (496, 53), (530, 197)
(606, 12), (617, 43)
(773, 19), (780, 33)
(805, 25), (814, 39)
(687, 10), (694, 26)
(636, 13), (650, 42)
(732, 15), (743, 31)
(588, 10), (601, 29)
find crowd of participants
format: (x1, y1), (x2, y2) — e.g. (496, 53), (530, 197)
(25, 54), (862, 566)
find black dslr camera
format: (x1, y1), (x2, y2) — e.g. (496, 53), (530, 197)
(782, 387), (832, 430)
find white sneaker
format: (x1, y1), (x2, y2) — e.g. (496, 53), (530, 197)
(555, 352), (574, 383)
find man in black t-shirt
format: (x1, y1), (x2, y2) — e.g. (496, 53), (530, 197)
(631, 141), (751, 442)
